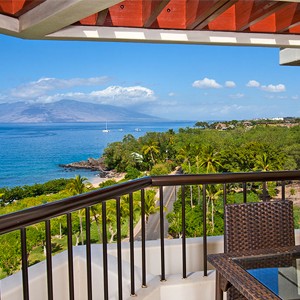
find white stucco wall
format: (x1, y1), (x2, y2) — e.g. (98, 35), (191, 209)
(2, 230), (300, 300)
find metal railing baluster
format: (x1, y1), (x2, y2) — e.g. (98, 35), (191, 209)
(141, 189), (147, 287)
(243, 182), (247, 203)
(159, 186), (166, 281)
(67, 213), (74, 300)
(223, 184), (227, 253)
(21, 227), (29, 300)
(282, 181), (286, 200)
(116, 197), (123, 300)
(129, 193), (136, 296)
(263, 181), (267, 201)
(202, 184), (207, 276)
(85, 207), (92, 300)
(102, 202), (109, 300)
(181, 185), (187, 279)
(45, 220), (53, 300)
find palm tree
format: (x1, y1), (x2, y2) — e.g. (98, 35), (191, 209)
(254, 152), (280, 172)
(195, 155), (202, 205)
(144, 190), (160, 223)
(198, 145), (223, 173)
(106, 201), (118, 243)
(177, 143), (194, 207)
(206, 184), (223, 233)
(142, 141), (159, 165)
(253, 152), (281, 199)
(67, 175), (89, 245)
(67, 175), (88, 195)
(90, 204), (102, 242)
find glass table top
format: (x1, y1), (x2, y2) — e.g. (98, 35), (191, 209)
(234, 252), (300, 300)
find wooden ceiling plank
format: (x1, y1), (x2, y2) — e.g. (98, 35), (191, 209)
(250, 14), (276, 32)
(0, 0), (25, 15)
(19, 0), (123, 38)
(192, 0), (238, 30)
(236, 1), (291, 31)
(186, 0), (225, 30)
(143, 0), (171, 28)
(106, 0), (143, 27)
(155, 0), (186, 29)
(276, 3), (300, 33)
(289, 23), (300, 33)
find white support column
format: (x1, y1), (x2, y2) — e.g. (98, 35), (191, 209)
(280, 48), (300, 66)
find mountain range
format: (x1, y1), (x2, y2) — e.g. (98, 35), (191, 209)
(0, 100), (162, 123)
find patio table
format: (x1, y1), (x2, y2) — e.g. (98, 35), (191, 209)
(208, 245), (300, 300)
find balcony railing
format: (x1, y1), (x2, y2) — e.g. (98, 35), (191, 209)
(1, 170), (300, 300)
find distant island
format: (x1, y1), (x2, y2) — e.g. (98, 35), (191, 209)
(0, 99), (163, 123)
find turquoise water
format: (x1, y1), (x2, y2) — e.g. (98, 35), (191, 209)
(0, 121), (194, 187)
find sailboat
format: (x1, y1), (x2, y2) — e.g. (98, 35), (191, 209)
(102, 122), (110, 133)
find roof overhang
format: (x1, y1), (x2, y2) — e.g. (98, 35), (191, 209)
(2, 0), (300, 64)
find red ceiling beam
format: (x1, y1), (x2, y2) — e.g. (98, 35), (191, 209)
(0, 0), (43, 17)
(79, 13), (98, 25)
(186, 0), (237, 30)
(206, 4), (237, 31)
(155, 0), (186, 29)
(289, 23), (300, 34)
(235, 0), (290, 32)
(104, 0), (143, 27)
(0, 0), (26, 14)
(142, 0), (170, 27)
(275, 3), (300, 33)
(250, 14), (275, 33)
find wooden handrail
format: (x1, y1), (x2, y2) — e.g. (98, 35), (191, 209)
(2, 170), (300, 234)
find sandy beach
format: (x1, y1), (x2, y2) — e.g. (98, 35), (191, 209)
(89, 173), (126, 187)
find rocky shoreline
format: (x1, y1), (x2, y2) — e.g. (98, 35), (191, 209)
(59, 157), (112, 177)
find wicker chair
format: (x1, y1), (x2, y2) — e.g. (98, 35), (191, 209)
(224, 200), (295, 300)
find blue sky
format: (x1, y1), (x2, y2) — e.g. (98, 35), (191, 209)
(1, 34), (299, 121)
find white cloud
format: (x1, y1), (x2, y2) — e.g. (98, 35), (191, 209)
(218, 104), (243, 115)
(10, 76), (110, 99)
(246, 80), (286, 93)
(192, 77), (222, 89)
(90, 86), (155, 104)
(265, 95), (275, 99)
(2, 76), (157, 107)
(35, 85), (156, 106)
(225, 81), (236, 88)
(261, 84), (286, 93)
(246, 80), (260, 87)
(292, 95), (299, 100)
(168, 92), (176, 97)
(229, 93), (244, 99)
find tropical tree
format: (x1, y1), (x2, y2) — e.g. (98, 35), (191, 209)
(0, 232), (21, 276)
(143, 190), (160, 223)
(67, 175), (90, 245)
(253, 152), (281, 172)
(205, 185), (223, 234)
(197, 145), (223, 173)
(177, 143), (194, 207)
(142, 141), (160, 166)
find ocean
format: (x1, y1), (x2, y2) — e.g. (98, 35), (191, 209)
(0, 121), (195, 188)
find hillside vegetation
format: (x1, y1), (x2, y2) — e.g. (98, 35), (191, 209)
(2, 121), (300, 278)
